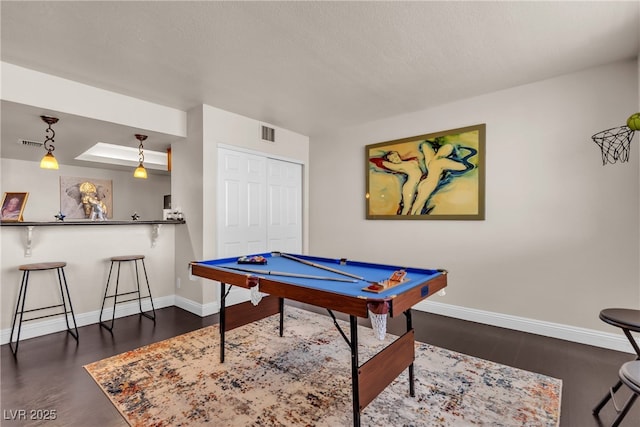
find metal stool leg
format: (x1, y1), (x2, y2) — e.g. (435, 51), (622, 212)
(9, 271), (29, 356)
(100, 261), (121, 332)
(138, 259), (156, 322)
(594, 324), (640, 415)
(98, 261), (115, 330)
(611, 393), (638, 427)
(100, 257), (155, 331)
(57, 267), (78, 340)
(623, 328), (640, 357)
(594, 379), (625, 415)
(112, 261), (122, 327)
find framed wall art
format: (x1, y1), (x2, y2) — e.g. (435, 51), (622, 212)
(60, 176), (113, 219)
(366, 124), (485, 220)
(1, 192), (29, 222)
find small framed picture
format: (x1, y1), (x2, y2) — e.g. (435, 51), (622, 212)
(1, 192), (29, 222)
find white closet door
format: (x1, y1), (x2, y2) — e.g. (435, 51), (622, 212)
(217, 148), (268, 257)
(267, 158), (302, 254)
(217, 147), (302, 306)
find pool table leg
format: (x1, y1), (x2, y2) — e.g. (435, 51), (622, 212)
(349, 315), (361, 427)
(220, 282), (228, 363)
(218, 286), (282, 365)
(279, 297), (284, 337)
(405, 309), (415, 397)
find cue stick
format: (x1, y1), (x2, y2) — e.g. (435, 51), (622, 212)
(221, 265), (358, 283)
(275, 252), (366, 281)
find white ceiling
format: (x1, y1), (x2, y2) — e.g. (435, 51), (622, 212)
(1, 1), (639, 170)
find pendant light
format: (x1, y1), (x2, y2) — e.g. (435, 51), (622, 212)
(133, 134), (148, 179)
(40, 116), (59, 170)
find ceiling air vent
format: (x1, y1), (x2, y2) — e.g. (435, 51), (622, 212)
(17, 139), (44, 148)
(261, 125), (275, 142)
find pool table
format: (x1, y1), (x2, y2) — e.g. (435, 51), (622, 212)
(190, 252), (447, 427)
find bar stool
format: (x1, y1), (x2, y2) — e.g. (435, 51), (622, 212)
(611, 360), (640, 426)
(9, 262), (79, 356)
(99, 255), (156, 332)
(593, 308), (640, 425)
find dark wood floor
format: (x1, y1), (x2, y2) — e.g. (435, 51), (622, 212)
(1, 304), (638, 426)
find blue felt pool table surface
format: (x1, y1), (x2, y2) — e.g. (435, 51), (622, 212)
(193, 252), (444, 300)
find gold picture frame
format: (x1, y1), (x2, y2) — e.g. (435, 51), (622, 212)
(1, 192), (29, 222)
(366, 124), (485, 220)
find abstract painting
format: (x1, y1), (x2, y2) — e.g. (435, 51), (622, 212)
(366, 124), (485, 220)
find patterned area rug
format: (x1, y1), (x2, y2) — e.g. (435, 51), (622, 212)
(84, 307), (562, 426)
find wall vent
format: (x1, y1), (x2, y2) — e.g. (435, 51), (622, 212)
(17, 139), (44, 148)
(261, 125), (275, 142)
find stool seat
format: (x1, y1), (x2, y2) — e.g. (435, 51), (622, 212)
(19, 262), (66, 271)
(620, 361), (640, 392)
(600, 309), (640, 332)
(110, 255), (144, 262)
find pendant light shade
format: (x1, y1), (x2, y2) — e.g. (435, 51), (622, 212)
(134, 164), (148, 179)
(134, 134), (148, 179)
(40, 116), (59, 170)
(40, 152), (59, 169)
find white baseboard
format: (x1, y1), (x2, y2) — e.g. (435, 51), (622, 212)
(414, 300), (639, 354)
(2, 294), (636, 355)
(174, 294), (219, 317)
(0, 295), (174, 345)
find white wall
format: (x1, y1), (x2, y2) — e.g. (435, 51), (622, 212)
(0, 62), (311, 325)
(0, 158), (175, 335)
(3, 58), (636, 351)
(1, 62), (187, 137)
(0, 63), (185, 340)
(1, 159), (170, 221)
(171, 105), (205, 308)
(171, 105), (310, 316)
(0, 222), (176, 340)
(309, 59), (639, 346)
